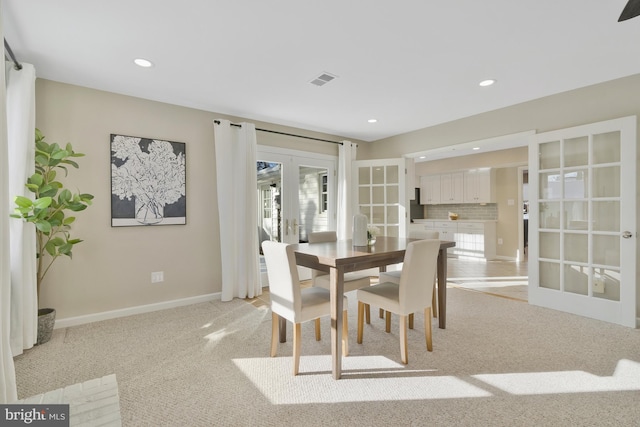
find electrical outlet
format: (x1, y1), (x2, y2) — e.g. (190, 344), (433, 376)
(593, 278), (605, 294)
(151, 271), (164, 283)
(498, 238), (503, 245)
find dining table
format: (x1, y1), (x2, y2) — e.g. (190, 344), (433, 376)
(288, 236), (455, 379)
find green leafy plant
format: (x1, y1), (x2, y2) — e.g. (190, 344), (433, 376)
(11, 129), (94, 298)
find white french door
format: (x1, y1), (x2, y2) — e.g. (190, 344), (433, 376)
(528, 116), (637, 327)
(257, 146), (336, 281)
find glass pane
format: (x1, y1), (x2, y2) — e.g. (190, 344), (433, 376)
(540, 172), (562, 199)
(540, 201), (561, 229)
(565, 201), (588, 230)
(359, 167), (371, 185)
(592, 166), (620, 198)
(539, 232), (560, 260)
(298, 166), (329, 242)
(593, 235), (620, 267)
(593, 201), (619, 232)
(257, 161), (282, 245)
(593, 131), (620, 164)
(386, 185), (399, 204)
(387, 225), (399, 237)
(564, 233), (587, 263)
(372, 186), (384, 204)
(564, 264), (588, 295)
(386, 165), (399, 184)
(359, 187), (370, 204)
(564, 170), (587, 199)
(539, 261), (560, 290)
(539, 140), (560, 169)
(359, 206), (371, 222)
(372, 167), (384, 185)
(372, 206), (384, 224)
(593, 268), (620, 301)
(564, 136), (588, 167)
(387, 205), (399, 224)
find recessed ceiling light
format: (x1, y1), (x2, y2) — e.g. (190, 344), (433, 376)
(134, 58), (153, 68)
(473, 147), (480, 150)
(479, 79), (496, 87)
(368, 119), (378, 123)
(419, 156), (426, 159)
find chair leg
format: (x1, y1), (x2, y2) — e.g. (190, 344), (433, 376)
(357, 301), (364, 344)
(408, 313), (414, 329)
(432, 283), (438, 318)
(400, 315), (408, 364)
(385, 310), (391, 333)
(365, 304), (371, 324)
(271, 312), (279, 357)
(342, 310), (349, 356)
(315, 318), (321, 341)
(379, 308), (384, 318)
(424, 307), (433, 352)
(293, 322), (302, 375)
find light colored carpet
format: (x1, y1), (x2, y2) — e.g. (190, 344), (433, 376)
(13, 287), (640, 426)
(448, 278), (528, 302)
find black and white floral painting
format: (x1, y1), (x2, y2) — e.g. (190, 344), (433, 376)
(111, 134), (186, 226)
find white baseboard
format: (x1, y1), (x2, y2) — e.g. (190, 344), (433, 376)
(54, 293), (222, 329)
(493, 255), (518, 262)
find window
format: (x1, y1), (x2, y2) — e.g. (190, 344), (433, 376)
(320, 173), (328, 213)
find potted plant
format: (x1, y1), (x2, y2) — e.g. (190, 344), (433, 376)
(11, 129), (94, 344)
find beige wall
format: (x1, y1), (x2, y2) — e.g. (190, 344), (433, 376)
(35, 79), (364, 318)
(494, 167), (520, 258)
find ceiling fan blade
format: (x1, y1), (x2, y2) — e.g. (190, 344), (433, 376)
(619, 0), (640, 21)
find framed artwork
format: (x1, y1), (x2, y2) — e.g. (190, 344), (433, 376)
(110, 134), (186, 226)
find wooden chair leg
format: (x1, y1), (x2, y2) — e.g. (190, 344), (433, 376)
(270, 312), (279, 357)
(400, 315), (408, 364)
(424, 307), (433, 352)
(357, 301), (364, 344)
(379, 308), (384, 318)
(342, 310), (349, 356)
(293, 322), (302, 375)
(385, 310), (391, 333)
(432, 283), (438, 318)
(365, 304), (371, 324)
(409, 313), (414, 329)
(315, 318), (321, 341)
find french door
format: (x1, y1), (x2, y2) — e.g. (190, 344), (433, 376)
(257, 146), (336, 281)
(528, 116), (637, 327)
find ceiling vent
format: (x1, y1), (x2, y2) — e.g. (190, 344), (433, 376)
(309, 72), (337, 87)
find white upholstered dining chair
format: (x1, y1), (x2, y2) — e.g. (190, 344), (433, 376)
(356, 239), (440, 364)
(378, 230), (440, 329)
(308, 231), (374, 322)
(261, 240), (349, 375)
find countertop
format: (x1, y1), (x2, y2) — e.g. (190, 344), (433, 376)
(412, 219), (497, 223)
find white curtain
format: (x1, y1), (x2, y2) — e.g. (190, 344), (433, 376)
(213, 119), (261, 301)
(1, 4), (19, 402)
(7, 62), (37, 356)
(337, 141), (357, 240)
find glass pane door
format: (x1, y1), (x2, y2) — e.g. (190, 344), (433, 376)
(529, 117), (636, 327)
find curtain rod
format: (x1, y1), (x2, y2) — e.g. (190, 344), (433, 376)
(4, 39), (22, 70)
(214, 119), (343, 145)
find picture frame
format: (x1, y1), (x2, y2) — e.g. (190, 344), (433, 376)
(110, 134), (186, 226)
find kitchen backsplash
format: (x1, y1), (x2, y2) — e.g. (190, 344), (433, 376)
(422, 203), (498, 220)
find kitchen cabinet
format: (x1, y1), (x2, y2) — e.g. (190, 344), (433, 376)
(419, 175), (441, 204)
(440, 172), (464, 203)
(464, 168), (495, 203)
(411, 220), (496, 259)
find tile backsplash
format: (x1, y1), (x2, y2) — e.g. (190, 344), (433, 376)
(421, 203), (498, 220)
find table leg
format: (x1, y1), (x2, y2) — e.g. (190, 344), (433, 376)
(437, 248), (447, 329)
(330, 267), (345, 379)
(279, 316), (287, 343)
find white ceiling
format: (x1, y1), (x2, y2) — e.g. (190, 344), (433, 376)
(3, 1), (640, 142)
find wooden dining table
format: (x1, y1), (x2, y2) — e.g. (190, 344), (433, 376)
(289, 236), (455, 379)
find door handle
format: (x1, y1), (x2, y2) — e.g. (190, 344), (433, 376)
(285, 219), (289, 236)
(622, 231), (633, 239)
(293, 219), (299, 235)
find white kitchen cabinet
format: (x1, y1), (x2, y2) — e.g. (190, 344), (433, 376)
(419, 175), (441, 204)
(464, 168), (495, 203)
(440, 172), (464, 203)
(455, 221), (496, 259)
